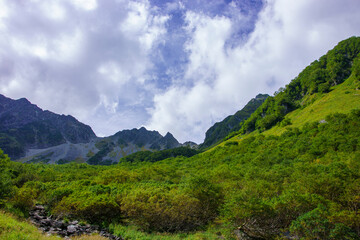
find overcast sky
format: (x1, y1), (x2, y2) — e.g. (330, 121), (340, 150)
(1, 0), (360, 143)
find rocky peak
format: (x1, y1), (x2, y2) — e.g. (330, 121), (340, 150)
(181, 141), (199, 149)
(114, 127), (180, 150)
(201, 93), (269, 148)
(0, 94), (96, 159)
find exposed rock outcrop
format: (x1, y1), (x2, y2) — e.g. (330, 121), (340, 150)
(0, 94), (96, 159)
(29, 205), (122, 239)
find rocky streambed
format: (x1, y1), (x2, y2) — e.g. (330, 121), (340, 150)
(29, 205), (122, 239)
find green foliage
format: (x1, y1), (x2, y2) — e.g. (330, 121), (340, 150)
(120, 147), (200, 163)
(0, 211), (60, 240)
(290, 205), (359, 240)
(0, 122), (66, 159)
(0, 150), (13, 205)
(88, 140), (115, 165)
(1, 109), (360, 238)
(54, 190), (121, 224)
(240, 36), (360, 134)
(201, 94), (268, 148)
(1, 37), (360, 239)
(0, 134), (24, 160)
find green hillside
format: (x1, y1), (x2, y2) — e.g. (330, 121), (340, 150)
(239, 36), (360, 135)
(0, 37), (360, 239)
(201, 94), (269, 149)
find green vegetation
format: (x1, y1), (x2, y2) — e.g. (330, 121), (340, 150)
(1, 109), (360, 238)
(201, 94), (268, 148)
(1, 37), (360, 239)
(120, 147), (200, 163)
(240, 36), (360, 134)
(0, 211), (60, 240)
(0, 211), (108, 240)
(88, 139), (115, 165)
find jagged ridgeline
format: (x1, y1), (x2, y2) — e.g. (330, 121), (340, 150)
(240, 36), (360, 133)
(0, 94), (189, 164)
(0, 95), (96, 159)
(201, 94), (269, 149)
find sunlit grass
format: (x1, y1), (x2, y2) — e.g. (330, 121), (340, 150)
(0, 211), (60, 240)
(264, 75), (360, 136)
(109, 224), (220, 240)
(0, 211), (108, 240)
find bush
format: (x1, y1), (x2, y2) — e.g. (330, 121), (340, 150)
(53, 191), (121, 224)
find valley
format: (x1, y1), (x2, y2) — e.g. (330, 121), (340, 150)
(1, 37), (360, 240)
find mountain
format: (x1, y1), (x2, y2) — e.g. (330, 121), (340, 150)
(201, 94), (268, 148)
(0, 95), (182, 164)
(114, 127), (179, 150)
(240, 36), (360, 135)
(18, 126), (181, 165)
(181, 141), (199, 149)
(0, 94), (96, 159)
(2, 37), (360, 240)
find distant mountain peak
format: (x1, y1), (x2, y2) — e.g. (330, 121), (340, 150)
(201, 93), (269, 148)
(164, 132), (174, 138)
(255, 93), (269, 99)
(0, 94), (96, 159)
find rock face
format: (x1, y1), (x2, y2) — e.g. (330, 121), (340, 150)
(19, 127), (181, 165)
(0, 94), (96, 159)
(29, 205), (122, 239)
(181, 141), (199, 149)
(0, 94), (182, 165)
(201, 94), (269, 148)
(113, 127), (180, 150)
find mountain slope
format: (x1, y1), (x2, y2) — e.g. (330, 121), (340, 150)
(0, 95), (182, 164)
(1, 37), (360, 240)
(19, 127), (181, 165)
(240, 36), (360, 135)
(0, 94), (96, 159)
(201, 94), (268, 148)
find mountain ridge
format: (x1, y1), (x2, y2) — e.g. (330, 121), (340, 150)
(0, 94), (97, 159)
(201, 93), (269, 148)
(0, 94), (183, 164)
(1, 36), (360, 240)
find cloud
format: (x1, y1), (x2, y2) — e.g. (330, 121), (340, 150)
(147, 0), (360, 143)
(0, 0), (168, 136)
(1, 0), (360, 144)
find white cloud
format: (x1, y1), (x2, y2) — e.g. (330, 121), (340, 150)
(120, 0), (169, 51)
(1, 0), (360, 144)
(147, 0), (360, 143)
(97, 61), (130, 85)
(8, 24), (84, 63)
(184, 12), (232, 83)
(71, 0), (98, 11)
(0, 0), (9, 30)
(0, 0), (168, 137)
(40, 1), (67, 20)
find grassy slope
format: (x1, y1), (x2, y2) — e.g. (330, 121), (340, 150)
(2, 72), (359, 239)
(266, 75), (360, 136)
(0, 211), (107, 240)
(212, 74), (360, 147)
(3, 72), (359, 240)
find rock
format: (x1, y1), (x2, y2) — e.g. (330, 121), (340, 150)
(34, 205), (45, 211)
(29, 205), (123, 239)
(40, 218), (52, 226)
(67, 224), (77, 234)
(70, 220), (79, 225)
(32, 212), (44, 221)
(53, 220), (65, 229)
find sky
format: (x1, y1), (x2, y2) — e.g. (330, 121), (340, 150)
(1, 0), (360, 144)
